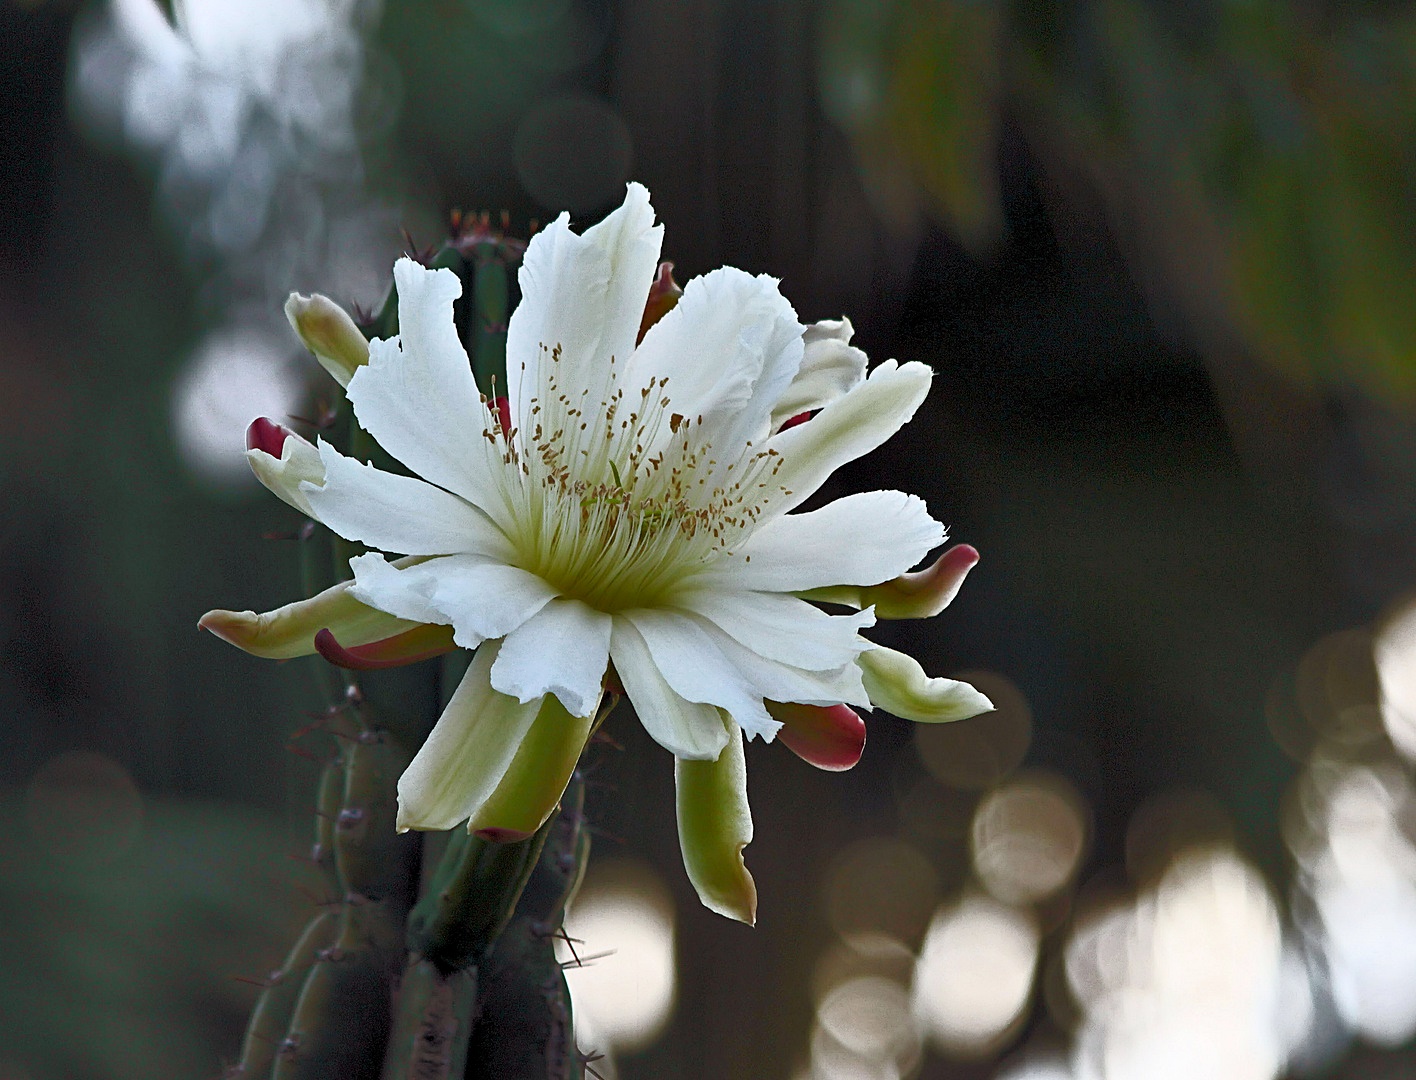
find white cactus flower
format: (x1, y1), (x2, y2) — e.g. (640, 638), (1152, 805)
(203, 183), (990, 923)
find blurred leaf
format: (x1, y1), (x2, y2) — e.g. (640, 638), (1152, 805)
(821, 0), (1416, 403)
(883, 0), (1004, 249)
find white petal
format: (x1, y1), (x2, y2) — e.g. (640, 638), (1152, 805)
(687, 613), (871, 708)
(610, 616), (731, 760)
(678, 588), (875, 671)
(858, 646), (995, 723)
(803, 318), (853, 347)
(349, 552), (558, 648)
(506, 183), (662, 440)
(626, 266), (804, 459)
(347, 552), (448, 625)
(769, 319), (867, 429)
(713, 490), (945, 593)
(762, 359), (933, 517)
(396, 641), (542, 831)
(304, 440), (512, 558)
(624, 609), (780, 740)
(346, 259), (509, 519)
(246, 431), (323, 518)
(490, 597), (612, 717)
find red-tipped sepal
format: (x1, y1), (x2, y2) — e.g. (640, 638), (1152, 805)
(491, 395), (513, 438)
(244, 416), (324, 518)
(246, 416), (292, 456)
(799, 543), (980, 620)
(767, 701), (867, 771)
(889, 543), (979, 616)
(314, 624), (458, 671)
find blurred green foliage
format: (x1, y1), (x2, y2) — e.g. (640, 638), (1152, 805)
(822, 0), (1416, 401)
(0, 795), (307, 1080)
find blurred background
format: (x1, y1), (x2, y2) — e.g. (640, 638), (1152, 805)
(6, 0), (1416, 1077)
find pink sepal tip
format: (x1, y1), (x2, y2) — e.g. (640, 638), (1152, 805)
(492, 396), (513, 437)
(768, 701), (867, 771)
(246, 416), (292, 456)
(314, 624), (458, 671)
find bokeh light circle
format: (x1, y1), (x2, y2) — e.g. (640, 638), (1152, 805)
(914, 670), (1031, 790)
(24, 751), (144, 865)
(817, 976), (918, 1065)
(559, 858), (676, 1054)
(972, 771), (1088, 905)
(912, 894), (1039, 1056)
(515, 95), (633, 215)
(171, 328), (303, 484)
(824, 837), (939, 946)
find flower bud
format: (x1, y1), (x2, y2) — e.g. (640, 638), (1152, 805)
(284, 293), (370, 387)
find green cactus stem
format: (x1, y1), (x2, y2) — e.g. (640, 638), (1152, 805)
(380, 959), (478, 1080)
(298, 526), (346, 705)
(333, 722), (418, 910)
(228, 910), (339, 1079)
(272, 903), (395, 1080)
(407, 825), (551, 976)
(311, 756), (343, 899)
(463, 776), (590, 1080)
(469, 253), (509, 396)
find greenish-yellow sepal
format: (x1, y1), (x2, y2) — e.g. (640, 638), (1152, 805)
(858, 645), (993, 723)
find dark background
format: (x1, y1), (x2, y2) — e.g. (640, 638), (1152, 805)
(4, 1), (1416, 1077)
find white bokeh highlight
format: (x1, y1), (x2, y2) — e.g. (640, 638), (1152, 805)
(559, 863), (677, 1056)
(1067, 849), (1288, 1080)
(911, 894), (1039, 1056)
(1295, 764), (1416, 1045)
(171, 328), (302, 482)
(1376, 601), (1416, 761)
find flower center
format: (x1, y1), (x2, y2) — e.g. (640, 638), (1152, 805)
(490, 346), (788, 612)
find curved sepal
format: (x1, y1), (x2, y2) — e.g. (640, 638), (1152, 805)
(858, 645), (993, 723)
(800, 543), (979, 619)
(466, 693), (598, 842)
(767, 701), (866, 771)
(676, 715), (757, 924)
(637, 260), (683, 344)
(200, 573), (423, 660)
(245, 418), (324, 518)
(314, 624), (458, 671)
(769, 317), (868, 430)
(395, 642), (542, 832)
